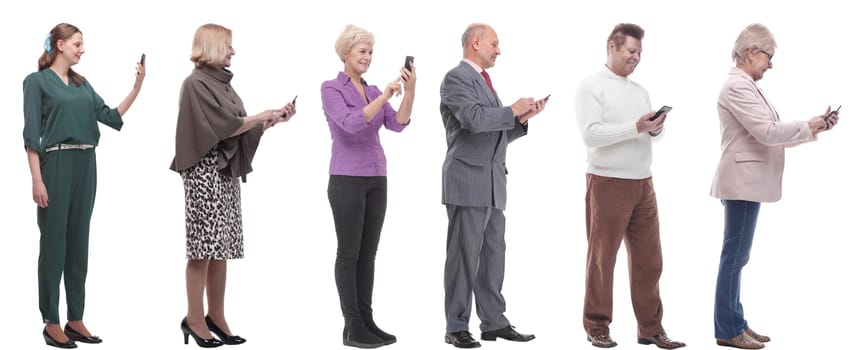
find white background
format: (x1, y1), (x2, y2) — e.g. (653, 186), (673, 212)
(1, 1), (861, 349)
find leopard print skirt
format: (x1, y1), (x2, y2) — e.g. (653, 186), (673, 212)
(181, 148), (244, 260)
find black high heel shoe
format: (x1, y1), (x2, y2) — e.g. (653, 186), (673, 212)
(205, 315), (246, 345)
(64, 324), (103, 344)
(181, 317), (224, 348)
(43, 328), (77, 349)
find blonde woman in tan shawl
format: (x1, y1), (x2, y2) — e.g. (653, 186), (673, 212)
(170, 23), (295, 348)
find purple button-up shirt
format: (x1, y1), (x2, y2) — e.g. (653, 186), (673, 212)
(321, 71), (408, 176)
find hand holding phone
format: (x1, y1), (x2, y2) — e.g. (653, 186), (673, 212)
(649, 105), (672, 121)
(530, 94), (551, 111)
(281, 95), (297, 119)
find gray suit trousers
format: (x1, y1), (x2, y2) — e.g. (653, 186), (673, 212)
(444, 205), (509, 333)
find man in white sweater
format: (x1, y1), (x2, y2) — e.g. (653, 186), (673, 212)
(574, 23), (685, 349)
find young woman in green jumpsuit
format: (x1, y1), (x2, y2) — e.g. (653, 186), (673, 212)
(22, 23), (145, 349)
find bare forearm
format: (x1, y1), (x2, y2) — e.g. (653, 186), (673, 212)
(230, 114), (266, 137)
(116, 85), (142, 116)
(395, 91), (414, 124)
(26, 148), (43, 184)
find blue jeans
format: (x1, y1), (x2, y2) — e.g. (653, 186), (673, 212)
(714, 199), (761, 338)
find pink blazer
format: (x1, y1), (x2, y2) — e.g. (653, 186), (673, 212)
(710, 67), (814, 203)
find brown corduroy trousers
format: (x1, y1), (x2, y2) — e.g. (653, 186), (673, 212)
(583, 174), (665, 339)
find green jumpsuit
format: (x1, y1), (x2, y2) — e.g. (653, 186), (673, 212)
(22, 68), (123, 324)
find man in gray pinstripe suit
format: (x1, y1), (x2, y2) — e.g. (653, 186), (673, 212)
(439, 23), (546, 348)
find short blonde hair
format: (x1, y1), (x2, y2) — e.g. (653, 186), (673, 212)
(334, 24), (374, 62)
(732, 23), (776, 64)
(191, 23), (232, 67)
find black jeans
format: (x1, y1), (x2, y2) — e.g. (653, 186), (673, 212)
(328, 175), (387, 316)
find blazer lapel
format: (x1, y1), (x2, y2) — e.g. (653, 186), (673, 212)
(755, 87), (780, 121)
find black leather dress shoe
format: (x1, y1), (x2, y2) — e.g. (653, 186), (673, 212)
(480, 325), (535, 342)
(445, 331), (481, 348)
(64, 324), (103, 344)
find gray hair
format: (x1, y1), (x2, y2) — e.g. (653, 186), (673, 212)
(461, 23), (489, 48)
(732, 23), (776, 64)
(334, 24), (375, 62)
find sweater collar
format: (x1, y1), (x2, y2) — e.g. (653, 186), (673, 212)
(600, 64), (630, 82)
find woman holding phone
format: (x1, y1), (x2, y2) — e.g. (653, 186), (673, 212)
(170, 23), (295, 348)
(23, 22), (145, 348)
(321, 24), (416, 348)
(710, 23), (839, 349)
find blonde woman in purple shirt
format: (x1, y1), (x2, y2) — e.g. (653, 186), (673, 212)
(321, 24), (416, 349)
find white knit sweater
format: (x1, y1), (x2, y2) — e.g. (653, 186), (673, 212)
(574, 66), (657, 180)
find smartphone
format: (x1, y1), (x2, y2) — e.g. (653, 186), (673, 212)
(291, 95), (297, 105)
(404, 55), (414, 72)
(140, 53), (146, 65)
(829, 105), (841, 116)
(649, 105), (672, 121)
(543, 94), (551, 102)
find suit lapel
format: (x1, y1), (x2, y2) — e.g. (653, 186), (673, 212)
(460, 62), (500, 107)
(478, 75), (499, 107)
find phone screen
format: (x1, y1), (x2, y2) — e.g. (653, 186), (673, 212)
(649, 106), (672, 121)
(404, 56), (414, 72)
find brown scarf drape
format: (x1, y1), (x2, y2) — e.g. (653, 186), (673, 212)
(170, 65), (263, 182)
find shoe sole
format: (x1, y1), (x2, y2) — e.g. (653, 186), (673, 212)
(716, 339), (764, 349)
(636, 338), (687, 349)
(344, 340), (385, 349)
(637, 338), (685, 349)
(481, 334), (535, 342)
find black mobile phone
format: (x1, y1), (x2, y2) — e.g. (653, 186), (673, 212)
(649, 105), (672, 121)
(291, 95), (297, 105)
(404, 56), (414, 72)
(543, 94), (551, 102)
(140, 53), (146, 65)
(829, 105), (841, 115)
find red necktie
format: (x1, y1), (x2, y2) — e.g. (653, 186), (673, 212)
(480, 70), (495, 93)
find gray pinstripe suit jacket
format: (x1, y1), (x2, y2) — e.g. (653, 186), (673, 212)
(440, 61), (527, 210)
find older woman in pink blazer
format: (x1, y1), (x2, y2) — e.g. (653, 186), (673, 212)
(710, 23), (839, 349)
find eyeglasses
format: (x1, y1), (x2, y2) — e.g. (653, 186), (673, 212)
(757, 49), (774, 63)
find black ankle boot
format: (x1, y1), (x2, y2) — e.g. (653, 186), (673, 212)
(343, 316), (384, 348)
(361, 315), (396, 345)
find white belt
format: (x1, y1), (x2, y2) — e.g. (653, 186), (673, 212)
(45, 144), (95, 152)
